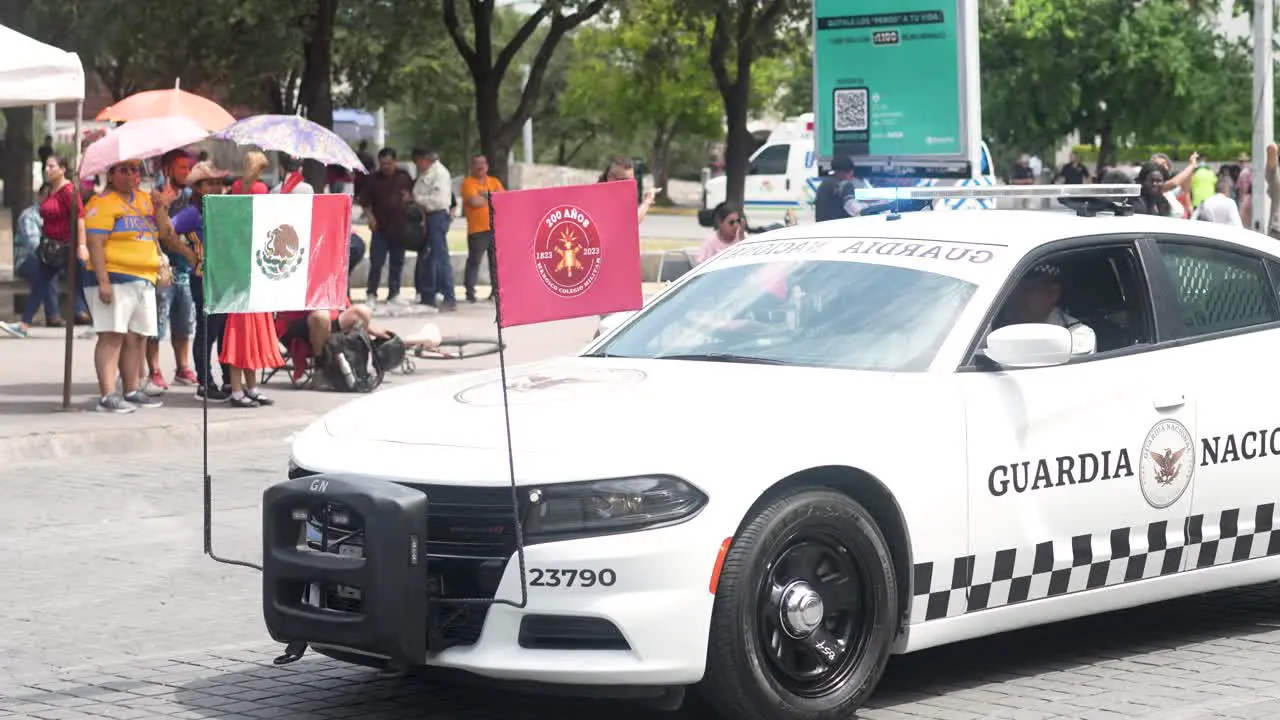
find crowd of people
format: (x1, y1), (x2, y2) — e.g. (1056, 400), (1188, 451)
(2, 143), (435, 413)
(4, 139), (665, 414)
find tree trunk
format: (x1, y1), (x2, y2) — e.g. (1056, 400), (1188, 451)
(3, 107), (35, 220)
(557, 140), (567, 167)
(1097, 122), (1115, 178)
(2, 0), (34, 222)
(299, 0), (338, 191)
(462, 105), (474, 164)
(722, 79), (753, 206)
(651, 127), (676, 205)
(475, 77), (511, 185)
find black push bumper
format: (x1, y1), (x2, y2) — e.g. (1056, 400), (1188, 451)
(262, 475), (429, 666)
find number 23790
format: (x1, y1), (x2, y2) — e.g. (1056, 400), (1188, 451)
(529, 568), (616, 588)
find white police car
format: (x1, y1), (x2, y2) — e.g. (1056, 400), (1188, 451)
(267, 185), (1280, 720)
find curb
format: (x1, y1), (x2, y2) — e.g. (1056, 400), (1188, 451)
(0, 412), (321, 463)
(646, 206), (700, 216)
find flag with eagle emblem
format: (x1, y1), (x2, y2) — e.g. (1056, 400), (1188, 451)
(202, 193), (351, 313)
(490, 180), (642, 327)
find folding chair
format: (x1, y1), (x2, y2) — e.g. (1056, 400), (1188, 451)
(261, 314), (318, 388)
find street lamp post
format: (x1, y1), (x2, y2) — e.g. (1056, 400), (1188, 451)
(1252, 0), (1273, 234)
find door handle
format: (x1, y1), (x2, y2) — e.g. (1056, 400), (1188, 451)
(786, 178), (791, 190)
(1153, 392), (1186, 410)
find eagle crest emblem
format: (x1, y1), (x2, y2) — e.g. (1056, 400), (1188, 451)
(1148, 448), (1184, 485)
(1139, 420), (1195, 509)
(255, 223), (305, 281)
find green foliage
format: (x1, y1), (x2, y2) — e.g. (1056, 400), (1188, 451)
(559, 0), (722, 192)
(980, 0), (1251, 165)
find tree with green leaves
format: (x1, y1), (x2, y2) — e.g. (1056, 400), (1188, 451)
(442, 0), (610, 184)
(980, 0), (1249, 174)
(683, 0), (808, 206)
(561, 0), (722, 202)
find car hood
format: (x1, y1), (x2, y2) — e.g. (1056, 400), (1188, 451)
(318, 356), (899, 455)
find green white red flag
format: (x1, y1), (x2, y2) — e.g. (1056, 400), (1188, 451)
(203, 194), (351, 313)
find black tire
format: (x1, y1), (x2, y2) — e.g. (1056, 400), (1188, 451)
(701, 488), (898, 720)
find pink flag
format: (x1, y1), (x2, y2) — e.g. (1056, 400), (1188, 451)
(492, 180), (643, 328)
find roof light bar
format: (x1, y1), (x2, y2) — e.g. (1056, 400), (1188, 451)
(853, 183), (1140, 202)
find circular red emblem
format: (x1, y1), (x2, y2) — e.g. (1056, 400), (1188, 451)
(534, 205), (602, 296)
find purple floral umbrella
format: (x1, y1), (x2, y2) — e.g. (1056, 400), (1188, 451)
(214, 114), (365, 170)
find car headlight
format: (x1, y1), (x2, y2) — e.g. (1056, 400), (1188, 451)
(523, 476), (706, 540)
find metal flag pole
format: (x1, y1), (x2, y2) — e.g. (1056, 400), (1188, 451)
(434, 197), (529, 610)
(1251, 0), (1273, 234)
(199, 192), (262, 572)
(61, 101), (83, 410)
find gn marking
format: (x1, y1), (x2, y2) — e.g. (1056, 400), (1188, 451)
(309, 479), (329, 493)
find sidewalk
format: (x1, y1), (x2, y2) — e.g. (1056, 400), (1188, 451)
(0, 293), (604, 462)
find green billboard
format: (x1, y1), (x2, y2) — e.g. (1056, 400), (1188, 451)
(813, 0), (965, 162)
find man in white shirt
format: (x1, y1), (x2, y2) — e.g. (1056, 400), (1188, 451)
(411, 147), (456, 310)
(1193, 175), (1243, 227)
(994, 263), (1096, 356)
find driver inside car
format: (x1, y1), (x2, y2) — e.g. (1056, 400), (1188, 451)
(993, 262), (1097, 356)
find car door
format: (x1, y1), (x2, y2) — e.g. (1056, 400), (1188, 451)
(1146, 237), (1280, 572)
(956, 238), (1197, 622)
(743, 144), (791, 224)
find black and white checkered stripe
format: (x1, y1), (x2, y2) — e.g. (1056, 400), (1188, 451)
(910, 503), (1280, 624)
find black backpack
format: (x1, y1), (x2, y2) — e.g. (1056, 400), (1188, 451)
(372, 332), (406, 373)
(320, 323), (385, 393)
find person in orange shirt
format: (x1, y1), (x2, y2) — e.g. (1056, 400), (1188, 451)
(460, 154), (504, 303)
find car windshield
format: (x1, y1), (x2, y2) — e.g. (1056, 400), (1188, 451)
(590, 259), (977, 371)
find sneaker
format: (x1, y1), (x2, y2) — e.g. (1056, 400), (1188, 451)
(0, 322), (27, 338)
(138, 373), (166, 396)
(230, 394), (260, 408)
(197, 384), (231, 402)
(441, 302), (458, 313)
(96, 395), (136, 413)
(148, 370), (170, 391)
(123, 391), (164, 408)
(246, 390), (275, 406)
(173, 367), (199, 385)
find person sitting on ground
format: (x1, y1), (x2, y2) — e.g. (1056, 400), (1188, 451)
(279, 305), (392, 357)
(275, 307), (447, 383)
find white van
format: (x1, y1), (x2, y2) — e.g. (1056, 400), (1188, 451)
(701, 113), (998, 226)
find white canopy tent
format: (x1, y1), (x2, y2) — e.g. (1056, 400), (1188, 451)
(0, 24), (85, 107)
(0, 23), (87, 410)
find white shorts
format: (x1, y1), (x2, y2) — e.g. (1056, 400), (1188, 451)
(88, 279), (158, 336)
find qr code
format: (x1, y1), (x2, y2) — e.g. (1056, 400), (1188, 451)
(833, 88), (869, 132)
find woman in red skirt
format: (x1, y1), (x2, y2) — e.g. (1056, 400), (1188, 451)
(221, 151), (283, 408)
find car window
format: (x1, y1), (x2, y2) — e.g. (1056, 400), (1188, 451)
(985, 244), (1152, 357)
(749, 145), (789, 176)
(591, 259), (977, 371)
(1157, 242), (1280, 336)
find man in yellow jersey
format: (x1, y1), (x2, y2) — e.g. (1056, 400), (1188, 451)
(84, 160), (177, 413)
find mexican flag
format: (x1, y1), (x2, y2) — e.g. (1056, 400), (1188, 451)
(203, 194), (351, 313)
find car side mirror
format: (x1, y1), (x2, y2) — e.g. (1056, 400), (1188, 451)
(981, 323), (1073, 368)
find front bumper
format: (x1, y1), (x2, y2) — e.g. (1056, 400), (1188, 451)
(262, 473), (718, 686)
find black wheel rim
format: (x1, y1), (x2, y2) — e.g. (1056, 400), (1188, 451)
(755, 528), (875, 698)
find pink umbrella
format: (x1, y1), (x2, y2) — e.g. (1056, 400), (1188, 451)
(80, 116), (210, 179)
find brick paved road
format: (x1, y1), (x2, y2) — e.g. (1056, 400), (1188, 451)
(3, 440), (1280, 719)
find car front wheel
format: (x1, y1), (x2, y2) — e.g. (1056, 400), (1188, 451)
(701, 488), (898, 720)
